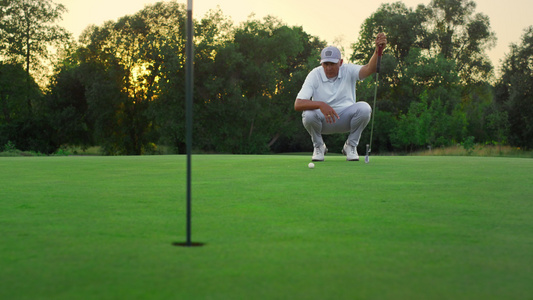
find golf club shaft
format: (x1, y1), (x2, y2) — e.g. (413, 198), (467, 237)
(368, 44), (383, 153)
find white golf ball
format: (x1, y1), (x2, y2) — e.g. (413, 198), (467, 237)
(308, 162), (315, 169)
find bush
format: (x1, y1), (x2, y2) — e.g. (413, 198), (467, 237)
(461, 136), (476, 155)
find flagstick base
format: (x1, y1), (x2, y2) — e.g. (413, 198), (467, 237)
(172, 242), (205, 247)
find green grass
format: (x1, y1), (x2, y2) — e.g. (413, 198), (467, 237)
(1, 155), (532, 299)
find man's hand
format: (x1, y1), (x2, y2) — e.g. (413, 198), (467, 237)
(375, 32), (387, 49)
(319, 102), (339, 124)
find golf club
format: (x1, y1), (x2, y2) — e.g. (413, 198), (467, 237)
(365, 43), (384, 164)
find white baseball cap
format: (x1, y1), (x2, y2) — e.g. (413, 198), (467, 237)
(320, 46), (341, 63)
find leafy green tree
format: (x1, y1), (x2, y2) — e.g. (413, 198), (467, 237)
(460, 82), (494, 141)
(352, 2), (430, 67)
(0, 0), (70, 92)
(426, 0), (496, 146)
(0, 62), (30, 124)
(194, 15), (323, 153)
(161, 7), (232, 153)
(391, 49), (466, 151)
(390, 91), (466, 151)
(352, 0), (496, 95)
(69, 1), (188, 154)
(427, 0), (496, 84)
(495, 26), (533, 149)
(0, 0), (70, 154)
(351, 2), (430, 115)
(400, 48), (462, 113)
(44, 59), (92, 148)
(0, 62), (46, 151)
(351, 1), (496, 152)
(269, 27), (324, 153)
(484, 104), (509, 149)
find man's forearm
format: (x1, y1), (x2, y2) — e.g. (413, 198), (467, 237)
(294, 98), (324, 111)
(360, 33), (387, 80)
(359, 50), (379, 80)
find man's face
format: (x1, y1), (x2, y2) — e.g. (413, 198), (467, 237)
(322, 59), (343, 79)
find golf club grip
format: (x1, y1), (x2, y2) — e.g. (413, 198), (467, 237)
(376, 45), (383, 74)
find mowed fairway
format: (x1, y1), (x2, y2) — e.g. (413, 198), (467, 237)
(1, 155), (532, 299)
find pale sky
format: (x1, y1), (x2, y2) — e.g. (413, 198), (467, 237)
(56, 0), (532, 76)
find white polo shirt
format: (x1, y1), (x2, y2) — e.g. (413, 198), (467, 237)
(296, 63), (363, 111)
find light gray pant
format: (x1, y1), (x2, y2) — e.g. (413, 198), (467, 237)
(302, 102), (371, 148)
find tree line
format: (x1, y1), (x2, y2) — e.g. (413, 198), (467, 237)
(1, 0), (532, 155)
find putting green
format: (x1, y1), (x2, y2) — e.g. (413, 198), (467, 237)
(1, 155), (532, 299)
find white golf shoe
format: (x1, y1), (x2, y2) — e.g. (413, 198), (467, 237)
(342, 143), (359, 161)
(312, 144), (328, 161)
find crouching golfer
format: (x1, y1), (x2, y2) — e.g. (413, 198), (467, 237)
(294, 33), (387, 161)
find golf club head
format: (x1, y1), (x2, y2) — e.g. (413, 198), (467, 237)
(365, 144), (370, 164)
